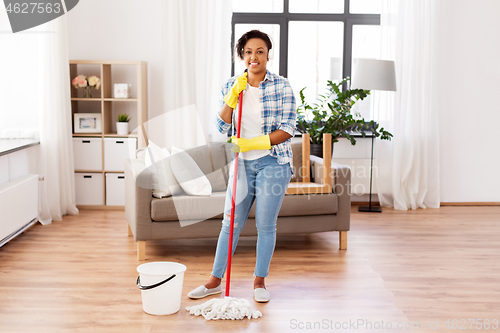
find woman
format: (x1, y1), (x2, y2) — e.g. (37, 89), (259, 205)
(188, 30), (296, 303)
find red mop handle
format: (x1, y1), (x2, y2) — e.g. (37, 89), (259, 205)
(225, 91), (243, 297)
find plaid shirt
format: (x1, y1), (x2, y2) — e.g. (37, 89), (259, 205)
(215, 70), (297, 176)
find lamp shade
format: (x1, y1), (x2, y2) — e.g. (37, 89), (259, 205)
(351, 59), (397, 91)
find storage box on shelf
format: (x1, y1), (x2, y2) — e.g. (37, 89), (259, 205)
(104, 138), (137, 171)
(73, 137), (102, 171)
(75, 173), (104, 206)
(70, 60), (148, 209)
(106, 173), (126, 206)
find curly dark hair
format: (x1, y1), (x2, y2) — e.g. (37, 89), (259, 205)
(235, 30), (273, 60)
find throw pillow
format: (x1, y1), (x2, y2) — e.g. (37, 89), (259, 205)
(144, 141), (182, 198)
(182, 144), (228, 192)
(170, 146), (212, 196)
(206, 169), (227, 192)
(136, 147), (146, 165)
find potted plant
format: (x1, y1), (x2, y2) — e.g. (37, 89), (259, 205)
(296, 78), (393, 157)
(117, 113), (130, 135)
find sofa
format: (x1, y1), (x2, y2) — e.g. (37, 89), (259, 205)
(124, 138), (351, 260)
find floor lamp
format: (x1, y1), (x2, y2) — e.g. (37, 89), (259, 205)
(351, 59), (397, 213)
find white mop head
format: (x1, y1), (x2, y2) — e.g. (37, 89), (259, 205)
(186, 297), (262, 320)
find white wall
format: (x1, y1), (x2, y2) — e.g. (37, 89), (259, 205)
(66, 0), (164, 144)
(436, 0), (500, 203)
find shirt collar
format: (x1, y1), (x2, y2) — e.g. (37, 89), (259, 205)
(240, 70), (274, 83)
(264, 70), (273, 82)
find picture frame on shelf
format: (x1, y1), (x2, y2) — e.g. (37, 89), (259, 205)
(114, 83), (131, 98)
(74, 113), (102, 133)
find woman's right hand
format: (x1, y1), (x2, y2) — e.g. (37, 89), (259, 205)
(223, 72), (247, 109)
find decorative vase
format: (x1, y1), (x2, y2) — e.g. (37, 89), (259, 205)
(116, 122), (129, 135)
(310, 143), (323, 158)
(83, 86), (92, 98)
(310, 143), (334, 158)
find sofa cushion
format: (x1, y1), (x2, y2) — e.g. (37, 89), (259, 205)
(151, 191), (338, 222)
(171, 146), (212, 196)
(144, 141), (183, 198)
(224, 143), (232, 168)
(151, 191), (226, 222)
(210, 142), (230, 173)
(246, 193), (338, 218)
(290, 139), (303, 182)
(184, 143), (229, 192)
(212, 142), (230, 190)
(136, 147), (146, 164)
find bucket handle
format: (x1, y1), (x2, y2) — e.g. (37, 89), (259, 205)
(136, 274), (176, 290)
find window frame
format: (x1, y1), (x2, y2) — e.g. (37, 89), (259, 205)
(231, 0), (381, 79)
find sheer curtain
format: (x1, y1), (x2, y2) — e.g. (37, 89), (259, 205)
(375, 0), (440, 210)
(0, 10), (78, 223)
(37, 16), (79, 224)
(161, 0), (232, 149)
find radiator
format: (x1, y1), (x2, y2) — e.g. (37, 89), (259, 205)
(0, 174), (39, 247)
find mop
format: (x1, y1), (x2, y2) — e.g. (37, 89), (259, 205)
(186, 91), (263, 320)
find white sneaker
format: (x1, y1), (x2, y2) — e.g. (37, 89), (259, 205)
(187, 285), (222, 299)
(254, 288), (270, 303)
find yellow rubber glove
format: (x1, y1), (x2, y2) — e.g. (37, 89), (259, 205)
(223, 72), (247, 109)
(231, 135), (271, 153)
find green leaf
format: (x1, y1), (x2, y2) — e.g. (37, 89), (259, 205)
(117, 113), (130, 122)
(295, 78), (392, 146)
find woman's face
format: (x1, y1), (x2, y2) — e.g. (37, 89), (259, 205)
(243, 38), (269, 76)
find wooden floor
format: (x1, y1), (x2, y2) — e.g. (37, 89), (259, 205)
(1, 206), (499, 333)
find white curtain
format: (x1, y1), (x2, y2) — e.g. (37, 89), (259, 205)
(37, 16), (79, 224)
(161, 0), (232, 150)
(375, 0), (440, 210)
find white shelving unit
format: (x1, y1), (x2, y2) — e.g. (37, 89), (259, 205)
(70, 60), (148, 210)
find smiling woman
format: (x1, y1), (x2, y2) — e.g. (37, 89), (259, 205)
(187, 29), (297, 304)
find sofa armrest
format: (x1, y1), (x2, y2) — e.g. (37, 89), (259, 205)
(125, 158), (154, 241)
(310, 156), (351, 230)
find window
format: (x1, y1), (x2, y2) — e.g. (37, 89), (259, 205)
(289, 0), (344, 14)
(232, 0), (380, 104)
(0, 23), (40, 138)
(349, 0), (382, 14)
(288, 21), (343, 105)
(352, 24), (382, 119)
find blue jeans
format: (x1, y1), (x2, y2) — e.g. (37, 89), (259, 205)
(211, 154), (291, 279)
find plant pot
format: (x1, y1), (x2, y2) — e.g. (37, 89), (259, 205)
(116, 122), (129, 135)
(310, 143), (334, 158)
